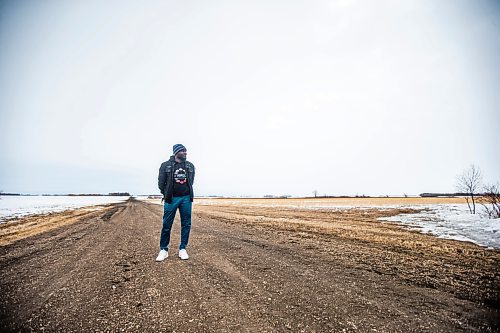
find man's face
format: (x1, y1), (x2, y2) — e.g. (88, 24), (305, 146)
(176, 149), (187, 161)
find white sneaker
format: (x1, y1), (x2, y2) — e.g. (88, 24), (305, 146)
(179, 249), (189, 260)
(156, 250), (168, 262)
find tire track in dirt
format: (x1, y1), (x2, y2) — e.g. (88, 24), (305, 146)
(187, 217), (492, 332)
(0, 202), (129, 330)
(136, 199), (276, 332)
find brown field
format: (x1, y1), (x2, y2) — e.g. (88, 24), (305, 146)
(0, 197), (498, 332)
(193, 196), (467, 206)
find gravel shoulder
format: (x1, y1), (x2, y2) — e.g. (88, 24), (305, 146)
(0, 198), (498, 332)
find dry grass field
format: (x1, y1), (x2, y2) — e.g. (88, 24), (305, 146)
(194, 196), (466, 206)
(152, 197), (500, 309)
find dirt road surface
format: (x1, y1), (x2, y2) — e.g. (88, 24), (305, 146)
(1, 198), (499, 332)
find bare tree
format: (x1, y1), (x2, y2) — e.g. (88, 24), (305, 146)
(456, 165), (482, 214)
(479, 183), (500, 218)
(313, 190), (318, 198)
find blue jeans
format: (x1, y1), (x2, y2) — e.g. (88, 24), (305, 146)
(160, 195), (192, 251)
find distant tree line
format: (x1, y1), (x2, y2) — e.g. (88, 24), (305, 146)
(67, 192), (130, 196)
(419, 193), (469, 197)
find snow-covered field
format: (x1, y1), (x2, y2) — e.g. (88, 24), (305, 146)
(0, 196), (129, 223)
(378, 204), (500, 250)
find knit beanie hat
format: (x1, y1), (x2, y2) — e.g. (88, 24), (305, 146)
(173, 144), (187, 155)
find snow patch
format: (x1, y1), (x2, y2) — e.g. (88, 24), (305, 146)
(0, 196), (129, 223)
(378, 204), (500, 249)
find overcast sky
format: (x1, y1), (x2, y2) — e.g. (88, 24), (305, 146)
(1, 0), (499, 197)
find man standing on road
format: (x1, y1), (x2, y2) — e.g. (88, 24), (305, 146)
(156, 144), (195, 261)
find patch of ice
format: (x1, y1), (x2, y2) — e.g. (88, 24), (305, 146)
(378, 204), (500, 249)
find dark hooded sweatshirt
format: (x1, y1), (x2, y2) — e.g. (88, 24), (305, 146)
(158, 155), (195, 203)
